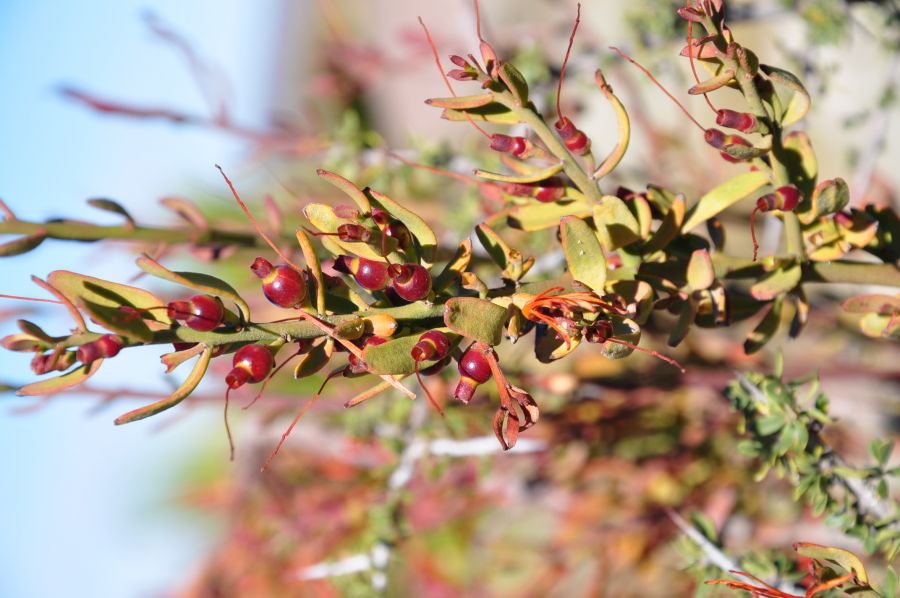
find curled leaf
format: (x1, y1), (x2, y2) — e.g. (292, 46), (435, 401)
(316, 169), (371, 213)
(160, 197), (208, 229)
(433, 239), (472, 293)
(86, 198), (135, 227)
(761, 64), (811, 126)
(0, 230), (47, 257)
(47, 270), (171, 329)
(499, 62), (529, 106)
(475, 162), (563, 184)
(17, 359), (103, 396)
(115, 346), (212, 424)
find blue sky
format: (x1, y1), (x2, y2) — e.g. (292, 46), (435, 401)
(0, 1), (282, 595)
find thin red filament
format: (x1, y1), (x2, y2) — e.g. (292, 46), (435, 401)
(556, 3), (582, 121)
(415, 361), (446, 417)
(224, 387), (235, 461)
(260, 367), (342, 472)
(750, 206), (761, 262)
(418, 17), (491, 140)
(215, 165), (306, 273)
(610, 46), (706, 133)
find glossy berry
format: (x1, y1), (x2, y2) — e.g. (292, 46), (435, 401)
(389, 264), (432, 302)
(454, 347), (492, 404)
(251, 257), (308, 308)
(410, 330), (450, 363)
(167, 294), (225, 332)
(335, 255), (390, 291)
(225, 344), (274, 389)
(76, 334), (124, 365)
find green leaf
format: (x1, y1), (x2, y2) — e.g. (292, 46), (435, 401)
(559, 216), (607, 292)
(782, 131), (817, 199)
(114, 346), (212, 424)
(722, 143), (769, 161)
(643, 196), (685, 254)
(424, 93), (494, 109)
(363, 333), (456, 376)
(86, 198), (136, 226)
(499, 62), (529, 105)
(599, 316), (641, 359)
(744, 298), (783, 354)
(47, 270), (172, 328)
(686, 249), (715, 291)
(869, 439), (894, 466)
(79, 298), (152, 342)
(366, 188), (438, 264)
(475, 162), (563, 184)
(0, 230), (47, 257)
(474, 223), (532, 282)
(682, 171), (771, 232)
(750, 264), (801, 301)
(761, 64), (811, 126)
(441, 103), (520, 124)
(629, 195), (653, 239)
(507, 199), (593, 231)
(16, 359), (103, 396)
(592, 197), (640, 251)
(443, 297), (508, 346)
(293, 342), (331, 379)
(433, 239), (472, 293)
(842, 294), (900, 315)
(303, 203), (393, 262)
(136, 254), (250, 322)
(794, 543), (869, 584)
(316, 169), (371, 213)
(667, 299), (697, 347)
(295, 228), (325, 314)
(801, 178), (849, 224)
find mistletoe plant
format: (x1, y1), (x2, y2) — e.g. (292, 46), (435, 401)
(1, 0), (898, 471)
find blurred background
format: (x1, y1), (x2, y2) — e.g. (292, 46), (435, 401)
(1, 0), (898, 596)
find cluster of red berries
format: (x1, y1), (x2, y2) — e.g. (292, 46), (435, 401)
(334, 256), (432, 302)
(76, 334), (124, 365)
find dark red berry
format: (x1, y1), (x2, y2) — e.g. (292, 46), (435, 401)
(31, 351), (76, 375)
(555, 116), (578, 139)
(411, 330), (450, 362)
(704, 128), (727, 150)
(343, 256), (390, 291)
(167, 294), (225, 331)
(251, 257), (308, 308)
(225, 344), (274, 389)
(776, 185), (801, 211)
(453, 347), (492, 404)
(389, 264), (432, 302)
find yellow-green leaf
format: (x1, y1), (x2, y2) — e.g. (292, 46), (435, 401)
(794, 543), (869, 584)
(644, 196), (686, 255)
(425, 93), (494, 109)
(683, 171), (771, 232)
(475, 162), (563, 184)
(366, 189), (438, 264)
(441, 103), (520, 124)
(599, 316), (641, 359)
(0, 230), (47, 257)
(316, 169), (371, 213)
(508, 199), (593, 231)
(750, 264), (801, 301)
(363, 332), (456, 376)
(47, 270), (172, 328)
(114, 346), (212, 424)
(296, 228), (325, 313)
(86, 198), (135, 226)
(762, 64), (811, 126)
(17, 359), (103, 396)
(593, 197), (640, 251)
(433, 239), (472, 293)
(687, 249), (715, 291)
(499, 62), (529, 105)
(560, 216), (607, 292)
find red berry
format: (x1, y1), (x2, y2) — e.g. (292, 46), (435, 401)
(776, 185), (801, 211)
(453, 347), (492, 404)
(704, 128), (727, 150)
(389, 264), (432, 302)
(225, 344), (273, 389)
(251, 257), (308, 308)
(167, 294), (225, 331)
(347, 256), (390, 291)
(555, 116), (578, 139)
(410, 330), (450, 362)
(490, 134), (527, 157)
(95, 334), (123, 358)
